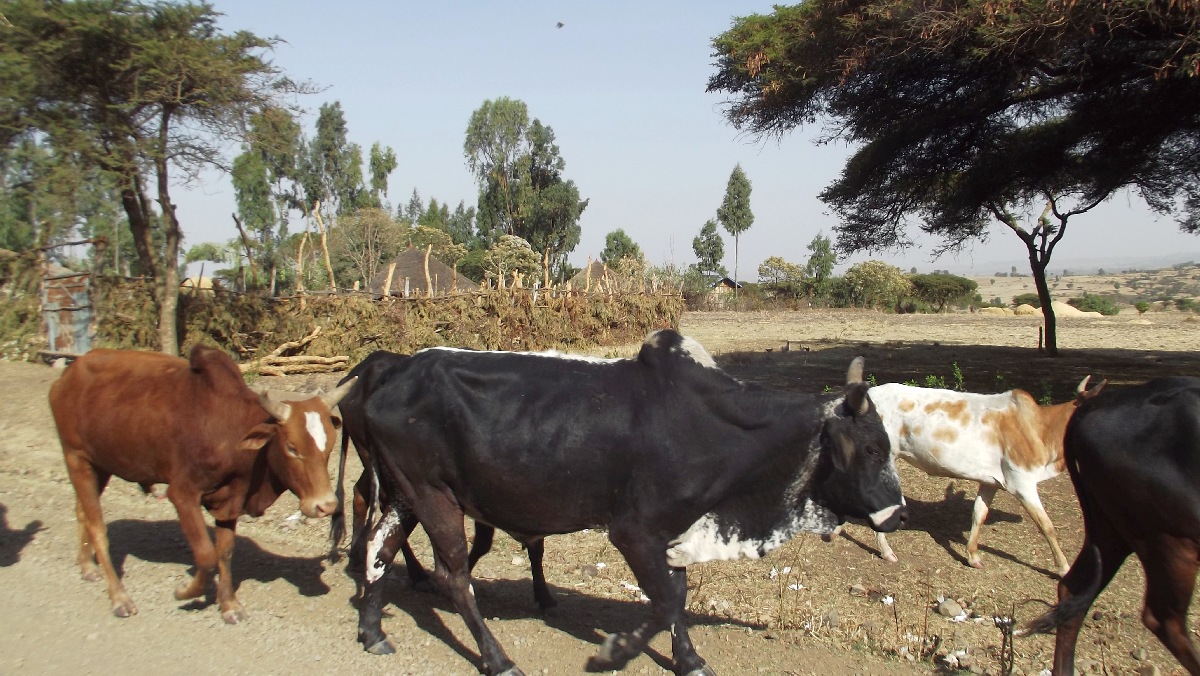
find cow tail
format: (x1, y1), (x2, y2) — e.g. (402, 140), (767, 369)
(327, 428), (352, 562)
(1022, 539), (1103, 636)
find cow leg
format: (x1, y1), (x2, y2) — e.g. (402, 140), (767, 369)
(414, 493), (519, 676)
(1009, 480), (1071, 576)
(875, 531), (898, 563)
(213, 520), (247, 624)
(397, 511), (435, 591)
(1050, 528), (1131, 674)
(64, 456), (136, 617)
(587, 525), (708, 675)
(346, 469), (373, 573)
(1138, 536), (1200, 673)
(357, 503), (410, 654)
(467, 521), (496, 570)
(965, 483), (998, 569)
(524, 538), (556, 609)
(166, 485), (219, 604)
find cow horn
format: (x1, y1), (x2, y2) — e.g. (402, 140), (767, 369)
(1075, 375), (1107, 404)
(258, 391), (293, 421)
(320, 376), (358, 409)
(846, 356), (865, 384)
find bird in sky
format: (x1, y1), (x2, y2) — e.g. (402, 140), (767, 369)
(556, 21), (565, 29)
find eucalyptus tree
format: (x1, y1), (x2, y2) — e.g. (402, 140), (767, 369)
(301, 102), (366, 219)
(709, 0), (1200, 353)
(464, 98), (587, 280)
(716, 164), (753, 290)
(2, 0), (309, 354)
(231, 106), (304, 293)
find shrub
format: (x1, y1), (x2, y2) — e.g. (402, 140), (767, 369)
(1011, 293), (1041, 308)
(1067, 295), (1120, 316)
(1135, 301), (1151, 315)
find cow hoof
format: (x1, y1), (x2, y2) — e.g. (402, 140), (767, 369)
(365, 638), (396, 655)
(535, 595), (558, 610)
(82, 568), (103, 582)
(685, 664), (718, 676)
(968, 559), (984, 570)
(495, 667), (526, 676)
(173, 582), (203, 601)
(111, 601), (138, 618)
(882, 552), (898, 563)
(222, 607), (248, 624)
(585, 634), (632, 672)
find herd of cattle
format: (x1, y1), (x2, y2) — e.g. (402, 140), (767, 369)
(43, 329), (1200, 676)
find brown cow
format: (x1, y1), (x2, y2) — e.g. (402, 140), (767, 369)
(48, 346), (354, 624)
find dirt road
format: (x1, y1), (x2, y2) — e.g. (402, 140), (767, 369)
(2, 309), (1197, 675)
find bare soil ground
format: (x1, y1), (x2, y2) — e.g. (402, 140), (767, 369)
(3, 308), (1200, 675)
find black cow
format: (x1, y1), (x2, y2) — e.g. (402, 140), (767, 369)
(354, 329), (907, 676)
(329, 351), (555, 609)
(1025, 376), (1200, 674)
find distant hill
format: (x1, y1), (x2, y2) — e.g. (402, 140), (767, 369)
(935, 252), (1200, 277)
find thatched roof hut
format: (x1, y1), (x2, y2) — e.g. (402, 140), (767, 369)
(567, 260), (613, 292)
(368, 247), (476, 296)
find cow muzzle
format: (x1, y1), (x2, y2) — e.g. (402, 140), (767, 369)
(300, 493), (339, 519)
(868, 501), (908, 532)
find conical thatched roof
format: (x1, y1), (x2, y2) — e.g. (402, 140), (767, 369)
(368, 247), (477, 296)
(567, 260), (612, 291)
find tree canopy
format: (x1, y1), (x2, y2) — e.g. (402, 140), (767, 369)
(716, 164), (753, 286)
(2, 0), (308, 353)
(464, 98), (587, 280)
(709, 0), (1200, 352)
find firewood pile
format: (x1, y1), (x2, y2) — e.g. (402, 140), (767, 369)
(237, 326), (349, 376)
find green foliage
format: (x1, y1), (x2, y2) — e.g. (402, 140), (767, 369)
(1067, 295), (1121, 316)
(464, 99), (586, 279)
(716, 164), (753, 284)
(709, 0), (1200, 353)
(1012, 293), (1042, 308)
(1135, 300), (1151, 314)
(600, 229), (643, 267)
(843, 260), (912, 310)
(1175, 297), (1199, 312)
(691, 219), (727, 280)
(757, 256), (805, 297)
(908, 273), (978, 312)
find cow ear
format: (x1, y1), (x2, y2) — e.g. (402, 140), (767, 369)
(237, 423), (276, 452)
(844, 383), (871, 417)
(829, 425), (855, 471)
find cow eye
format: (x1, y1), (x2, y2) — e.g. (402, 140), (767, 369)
(285, 443), (301, 459)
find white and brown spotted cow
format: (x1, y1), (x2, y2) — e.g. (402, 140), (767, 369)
(848, 377), (1104, 575)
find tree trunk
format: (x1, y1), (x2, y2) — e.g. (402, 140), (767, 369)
(1028, 247), (1058, 356)
(155, 107), (181, 356)
(119, 173), (158, 279)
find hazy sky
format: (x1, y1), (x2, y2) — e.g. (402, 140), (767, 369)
(175, 1), (1200, 278)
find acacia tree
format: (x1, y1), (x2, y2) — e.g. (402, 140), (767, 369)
(716, 164), (753, 292)
(709, 0), (1200, 354)
(3, 0), (307, 354)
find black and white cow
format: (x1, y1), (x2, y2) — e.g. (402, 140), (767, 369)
(1025, 376), (1200, 674)
(353, 329), (907, 676)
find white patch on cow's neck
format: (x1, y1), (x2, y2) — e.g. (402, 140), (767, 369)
(304, 411), (327, 451)
(666, 500), (836, 567)
(366, 509), (401, 584)
(677, 335), (718, 369)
